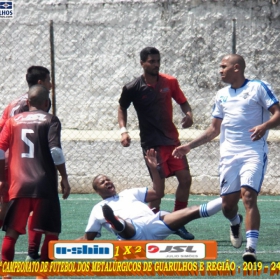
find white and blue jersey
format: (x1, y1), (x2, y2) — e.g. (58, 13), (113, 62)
(85, 187), (175, 240)
(212, 79), (279, 157)
(85, 187), (154, 237)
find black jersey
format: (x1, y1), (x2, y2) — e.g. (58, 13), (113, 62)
(119, 73), (187, 148)
(0, 110), (61, 200)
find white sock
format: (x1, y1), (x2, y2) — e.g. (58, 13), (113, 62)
(246, 230), (259, 250)
(199, 197), (222, 217)
(229, 214), (241, 226)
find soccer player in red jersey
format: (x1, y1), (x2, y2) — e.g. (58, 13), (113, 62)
(0, 66), (52, 261)
(118, 47), (194, 239)
(0, 66), (52, 131)
(0, 85), (71, 262)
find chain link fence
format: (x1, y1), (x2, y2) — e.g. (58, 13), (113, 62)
(0, 0), (280, 195)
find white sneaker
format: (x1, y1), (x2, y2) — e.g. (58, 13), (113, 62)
(230, 214), (243, 248)
(243, 247), (257, 262)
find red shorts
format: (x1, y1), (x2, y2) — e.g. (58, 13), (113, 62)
(143, 145), (189, 178)
(3, 197), (61, 234)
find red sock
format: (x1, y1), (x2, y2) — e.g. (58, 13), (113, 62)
(40, 234), (58, 261)
(2, 236), (16, 261)
(28, 216), (42, 258)
(173, 200), (187, 212)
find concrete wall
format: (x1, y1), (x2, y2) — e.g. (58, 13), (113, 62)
(1, 0), (280, 194)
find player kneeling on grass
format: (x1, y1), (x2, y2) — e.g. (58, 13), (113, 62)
(0, 85), (71, 262)
(80, 149), (222, 241)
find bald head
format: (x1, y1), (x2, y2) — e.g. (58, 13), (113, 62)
(28, 84), (50, 111)
(220, 54), (246, 88)
(222, 54), (246, 73)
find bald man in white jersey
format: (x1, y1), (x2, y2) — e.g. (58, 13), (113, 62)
(172, 54), (280, 262)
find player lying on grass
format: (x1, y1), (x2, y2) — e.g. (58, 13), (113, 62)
(80, 149), (223, 241)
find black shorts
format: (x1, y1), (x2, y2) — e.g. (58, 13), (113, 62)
(3, 197), (61, 234)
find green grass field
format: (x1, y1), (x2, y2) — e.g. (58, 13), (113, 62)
(1, 193), (280, 279)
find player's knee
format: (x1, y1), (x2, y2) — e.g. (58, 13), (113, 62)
(242, 195), (257, 209)
(222, 203), (237, 217)
(177, 176), (192, 189)
(241, 188), (257, 208)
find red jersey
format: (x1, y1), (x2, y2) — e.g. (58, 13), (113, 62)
(0, 110), (62, 200)
(0, 93), (28, 132)
(119, 73), (187, 148)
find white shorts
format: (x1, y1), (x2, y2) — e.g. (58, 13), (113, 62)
(219, 152), (267, 195)
(118, 211), (175, 240)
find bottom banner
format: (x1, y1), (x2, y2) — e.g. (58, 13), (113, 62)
(0, 241), (279, 277)
(0, 260), (280, 277)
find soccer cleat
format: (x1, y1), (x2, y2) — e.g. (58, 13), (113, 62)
(230, 214), (243, 248)
(174, 226), (195, 240)
(243, 247), (257, 262)
(25, 255), (40, 261)
(102, 204), (125, 232)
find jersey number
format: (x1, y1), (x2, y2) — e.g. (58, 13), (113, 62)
(21, 129), (34, 158)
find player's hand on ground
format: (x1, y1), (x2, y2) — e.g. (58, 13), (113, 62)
(121, 133), (131, 147)
(181, 115), (193, 128)
(61, 177), (71, 199)
(172, 144), (191, 158)
(145, 149), (158, 169)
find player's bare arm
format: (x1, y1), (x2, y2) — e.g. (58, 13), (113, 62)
(118, 105), (131, 147)
(249, 104), (280, 141)
(180, 101), (193, 128)
(60, 177), (71, 199)
(56, 163), (71, 199)
(172, 118), (222, 158)
(145, 149), (165, 201)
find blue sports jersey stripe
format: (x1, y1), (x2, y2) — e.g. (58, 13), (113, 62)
(268, 101), (279, 110)
(258, 153), (267, 192)
(251, 80), (278, 103)
(144, 187), (148, 203)
(212, 115), (223, 120)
